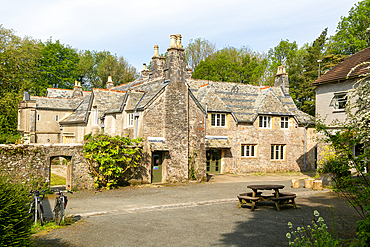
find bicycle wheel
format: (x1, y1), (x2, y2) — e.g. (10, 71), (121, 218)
(37, 203), (44, 226)
(54, 198), (63, 225)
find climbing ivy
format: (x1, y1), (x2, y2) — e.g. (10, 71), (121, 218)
(83, 133), (143, 189)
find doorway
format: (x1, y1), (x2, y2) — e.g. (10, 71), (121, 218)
(206, 149), (221, 174)
(151, 151), (163, 183)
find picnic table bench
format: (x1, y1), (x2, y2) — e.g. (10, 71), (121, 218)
(237, 185), (297, 211)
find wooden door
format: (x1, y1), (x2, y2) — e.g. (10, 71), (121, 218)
(206, 150), (221, 174)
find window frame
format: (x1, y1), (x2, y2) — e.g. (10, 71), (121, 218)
(280, 116), (289, 129)
(259, 116), (272, 129)
(241, 144), (256, 157)
(127, 113), (134, 127)
(211, 113), (226, 127)
(333, 92), (347, 110)
(271, 144), (285, 160)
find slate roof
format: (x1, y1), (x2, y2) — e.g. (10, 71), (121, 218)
(30, 96), (83, 110)
(187, 79), (312, 125)
(34, 71), (312, 125)
(46, 88), (91, 98)
(313, 46), (370, 85)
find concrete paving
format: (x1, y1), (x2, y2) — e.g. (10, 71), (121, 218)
(34, 173), (361, 247)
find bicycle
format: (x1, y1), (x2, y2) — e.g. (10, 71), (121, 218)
(29, 190), (46, 226)
(53, 189), (73, 225)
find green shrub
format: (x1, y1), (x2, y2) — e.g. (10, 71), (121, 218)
(0, 175), (32, 246)
(286, 210), (339, 246)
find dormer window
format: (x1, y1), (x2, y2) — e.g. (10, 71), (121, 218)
(211, 113), (226, 127)
(259, 116), (271, 129)
(93, 107), (98, 126)
(127, 113), (134, 127)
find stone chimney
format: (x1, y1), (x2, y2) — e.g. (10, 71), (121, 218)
(164, 34), (186, 83)
(149, 45), (165, 79)
(186, 66), (193, 79)
(106, 76), (114, 89)
(141, 63), (150, 78)
(274, 65), (289, 95)
(72, 80), (83, 98)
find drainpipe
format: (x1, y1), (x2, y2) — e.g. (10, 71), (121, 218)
(59, 125), (63, 165)
(205, 104), (207, 137)
(134, 111), (140, 139)
(304, 124), (309, 172)
(234, 121), (238, 174)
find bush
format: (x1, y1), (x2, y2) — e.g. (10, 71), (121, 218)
(286, 210), (339, 246)
(0, 175), (32, 246)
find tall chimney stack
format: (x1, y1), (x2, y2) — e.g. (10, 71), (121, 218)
(106, 76), (114, 89)
(274, 65), (289, 95)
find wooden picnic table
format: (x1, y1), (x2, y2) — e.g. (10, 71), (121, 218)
(238, 184), (296, 211)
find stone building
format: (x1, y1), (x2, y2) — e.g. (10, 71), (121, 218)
(18, 34), (316, 183)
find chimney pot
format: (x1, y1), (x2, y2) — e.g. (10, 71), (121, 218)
(170, 35), (176, 48)
(107, 76), (113, 83)
(154, 45), (159, 57)
(176, 34), (182, 48)
(143, 63), (147, 70)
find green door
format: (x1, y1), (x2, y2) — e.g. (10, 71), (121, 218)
(152, 152), (163, 183)
(206, 150), (221, 174)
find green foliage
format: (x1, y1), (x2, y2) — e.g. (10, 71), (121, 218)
(193, 47), (268, 85)
(286, 210), (339, 246)
(39, 38), (80, 90)
(77, 50), (138, 90)
(83, 133), (143, 189)
(188, 150), (197, 180)
(185, 38), (216, 71)
(327, 0), (370, 55)
(0, 25), (42, 144)
(0, 175), (32, 246)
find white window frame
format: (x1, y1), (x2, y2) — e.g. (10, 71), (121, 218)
(93, 107), (99, 126)
(333, 92), (347, 110)
(241, 144), (256, 157)
(211, 113), (226, 127)
(127, 113), (134, 127)
(271, 145), (285, 160)
(280, 117), (289, 129)
(55, 115), (59, 122)
(259, 116), (271, 129)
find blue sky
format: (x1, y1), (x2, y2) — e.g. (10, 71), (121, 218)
(1, 0), (359, 71)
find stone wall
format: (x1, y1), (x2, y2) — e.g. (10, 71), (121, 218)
(0, 144), (94, 189)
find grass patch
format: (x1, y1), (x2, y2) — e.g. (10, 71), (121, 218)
(50, 173), (66, 186)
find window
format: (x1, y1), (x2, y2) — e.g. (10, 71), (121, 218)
(211, 113), (226, 127)
(93, 107), (98, 126)
(271, 145), (285, 160)
(127, 113), (134, 127)
(259, 116), (271, 129)
(333, 93), (347, 110)
(241, 145), (256, 157)
(37, 114), (40, 121)
(55, 115), (59, 122)
(281, 117), (289, 129)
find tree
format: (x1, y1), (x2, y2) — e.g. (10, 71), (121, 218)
(298, 29), (328, 116)
(0, 25), (42, 143)
(185, 38), (216, 71)
(78, 50), (138, 89)
(193, 47), (268, 85)
(83, 133), (143, 189)
(39, 38), (80, 90)
(328, 0), (370, 55)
